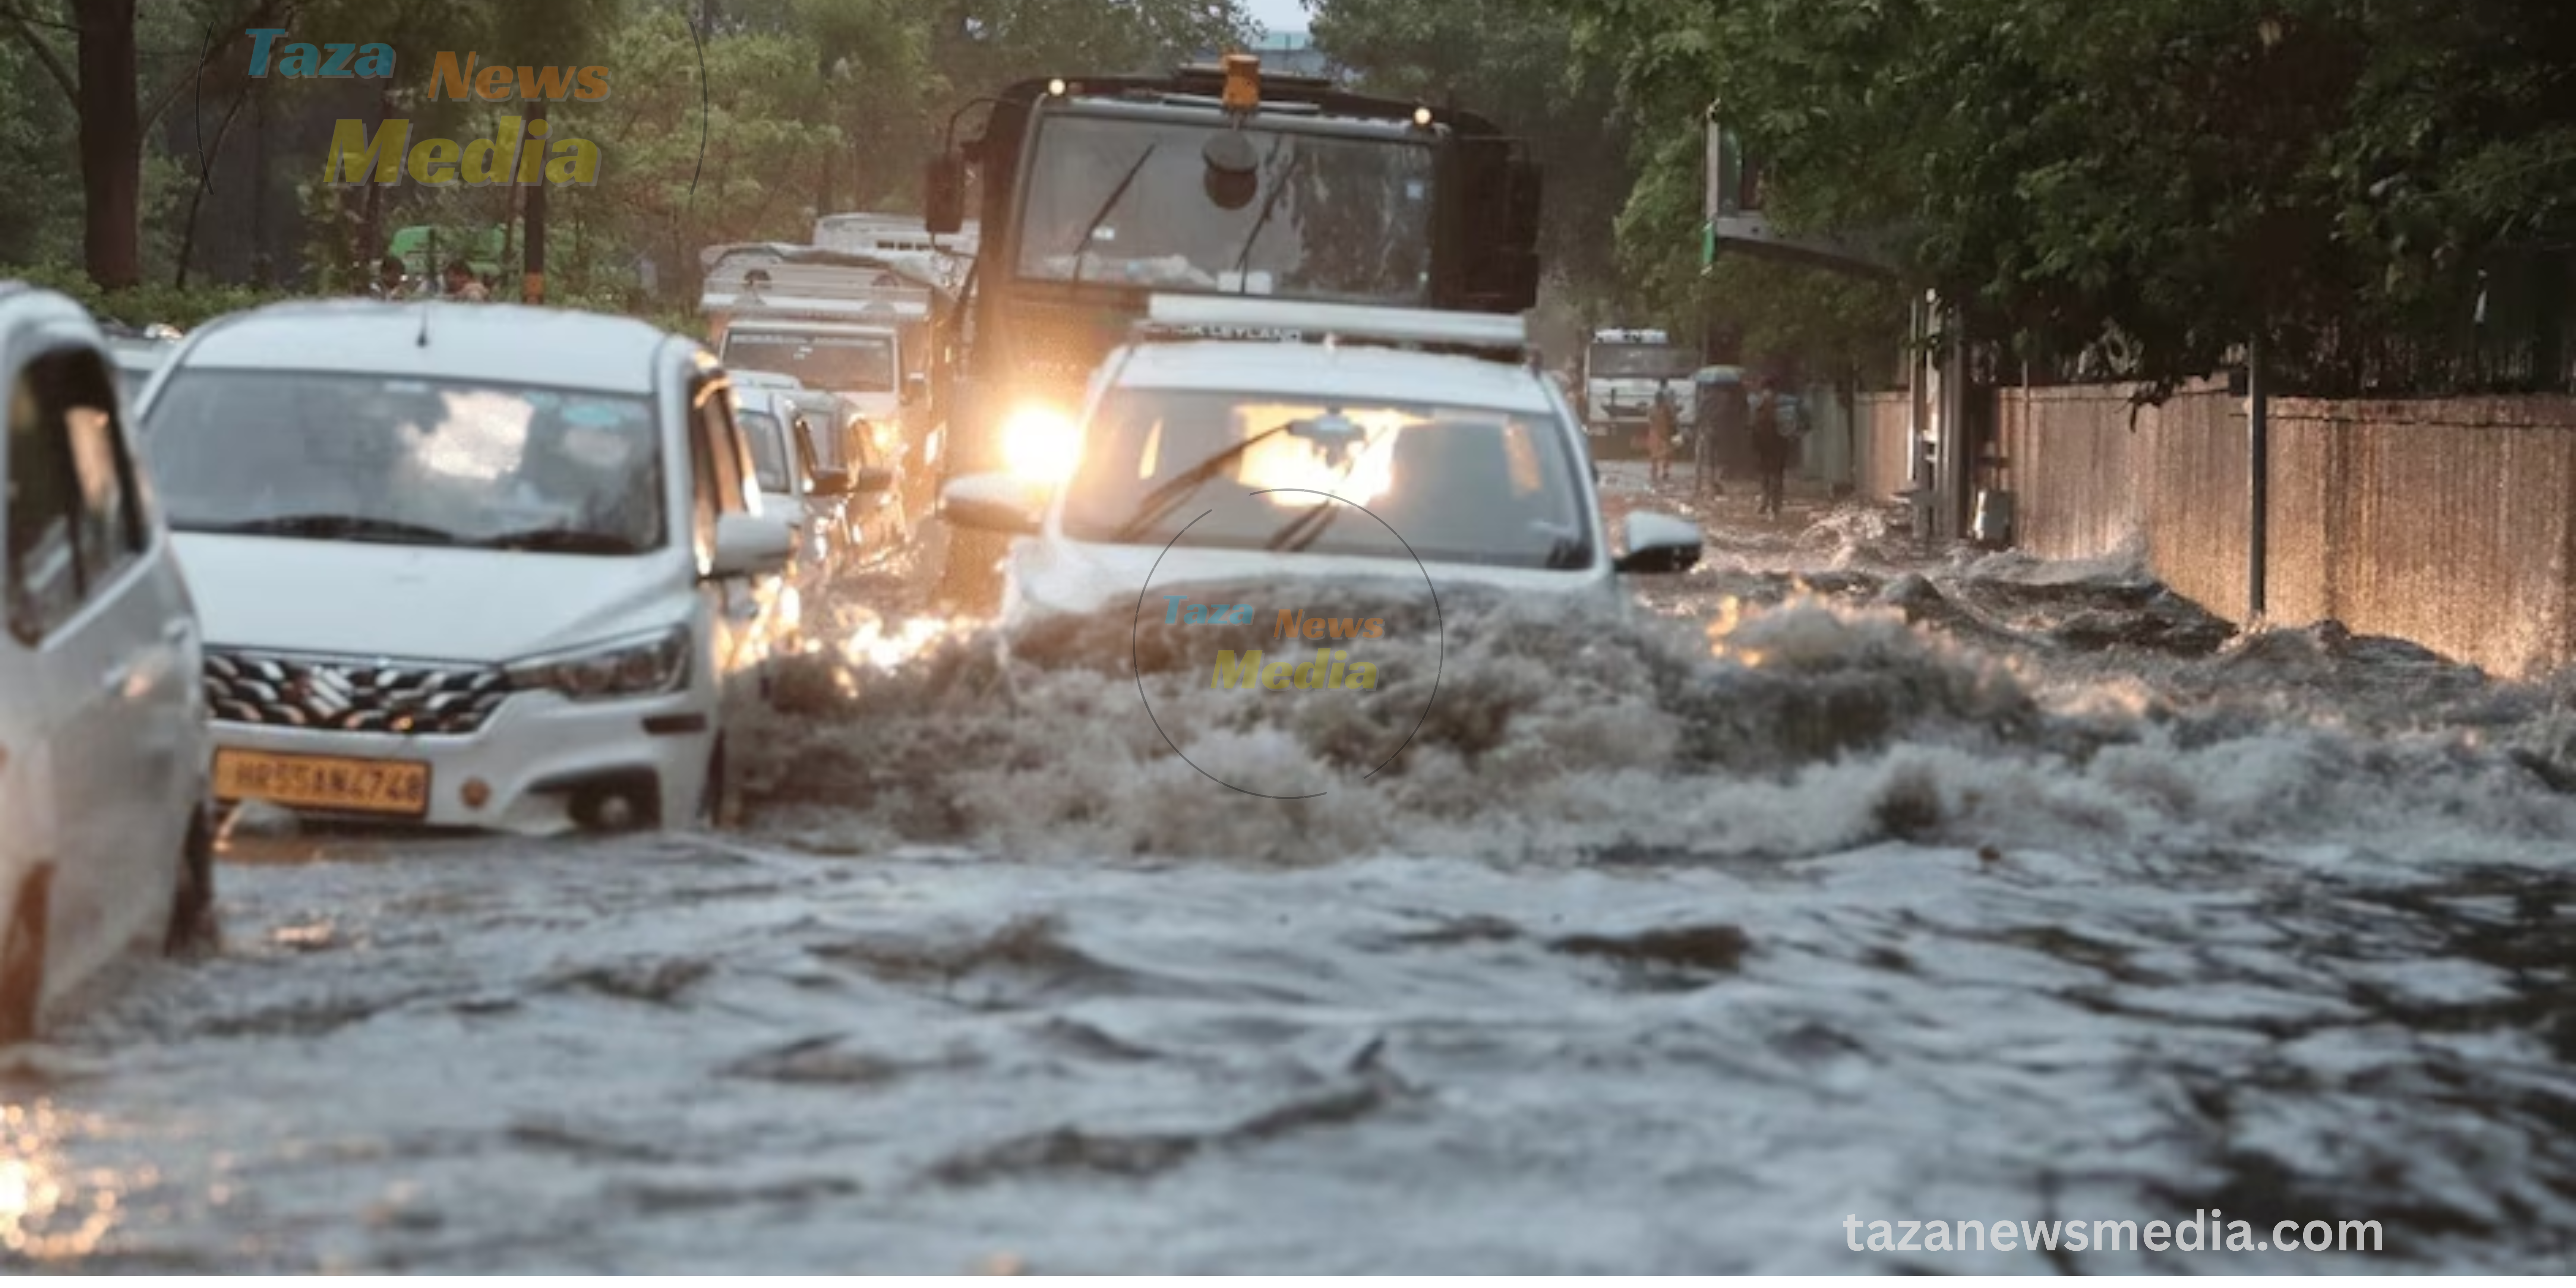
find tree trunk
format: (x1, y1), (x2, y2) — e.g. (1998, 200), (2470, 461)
(76, 0), (143, 289)
(523, 102), (547, 304)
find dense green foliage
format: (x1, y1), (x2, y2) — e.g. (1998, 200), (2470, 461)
(10, 0), (2565, 393)
(1561, 0), (2576, 391)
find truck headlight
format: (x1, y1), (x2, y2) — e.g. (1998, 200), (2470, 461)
(505, 625), (692, 700)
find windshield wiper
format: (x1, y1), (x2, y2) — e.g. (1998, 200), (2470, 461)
(1107, 419), (1303, 544)
(187, 514), (464, 544)
(473, 527), (647, 555)
(1227, 137), (1300, 289)
(1067, 144), (1158, 290)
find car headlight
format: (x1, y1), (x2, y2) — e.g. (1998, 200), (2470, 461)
(505, 625), (692, 701)
(1002, 402), (1081, 484)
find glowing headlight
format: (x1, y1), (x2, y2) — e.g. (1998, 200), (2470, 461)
(1002, 402), (1082, 484)
(505, 625), (692, 701)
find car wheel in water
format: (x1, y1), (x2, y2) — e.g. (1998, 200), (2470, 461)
(165, 802), (220, 957)
(0, 864), (54, 1045)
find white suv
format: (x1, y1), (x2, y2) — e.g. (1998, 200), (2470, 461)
(940, 295), (1705, 626)
(138, 301), (797, 834)
(1, 284), (214, 1043)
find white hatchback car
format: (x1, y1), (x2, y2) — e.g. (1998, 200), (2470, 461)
(0, 284), (214, 1042)
(940, 296), (1705, 626)
(138, 301), (798, 834)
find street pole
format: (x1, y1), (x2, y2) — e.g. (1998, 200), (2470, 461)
(2246, 334), (2269, 619)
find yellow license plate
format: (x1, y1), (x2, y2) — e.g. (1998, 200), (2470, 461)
(213, 749), (432, 817)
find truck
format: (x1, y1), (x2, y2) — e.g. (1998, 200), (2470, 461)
(919, 54), (1544, 604)
(814, 211), (979, 278)
(1582, 327), (1701, 456)
(699, 243), (956, 509)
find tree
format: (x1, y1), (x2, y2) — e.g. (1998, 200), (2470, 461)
(930, 0), (1251, 106)
(3, 0), (292, 288)
(1566, 0), (2576, 392)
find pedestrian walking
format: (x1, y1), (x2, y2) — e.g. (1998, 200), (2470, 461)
(1694, 374), (1733, 497)
(1645, 378), (1677, 486)
(1750, 373), (1797, 519)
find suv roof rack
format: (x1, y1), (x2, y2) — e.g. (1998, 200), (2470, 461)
(1136, 294), (1532, 363)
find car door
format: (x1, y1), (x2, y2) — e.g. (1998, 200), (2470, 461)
(5, 338), (185, 970)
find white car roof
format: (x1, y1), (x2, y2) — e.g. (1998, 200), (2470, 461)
(1109, 341), (1555, 414)
(728, 369), (805, 389)
(178, 301), (678, 394)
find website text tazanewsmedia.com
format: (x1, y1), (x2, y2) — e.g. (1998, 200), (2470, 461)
(1843, 1211), (2385, 1255)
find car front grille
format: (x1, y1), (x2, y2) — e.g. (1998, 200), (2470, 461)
(204, 648), (511, 736)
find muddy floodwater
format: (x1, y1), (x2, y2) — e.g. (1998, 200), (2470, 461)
(8, 463), (2576, 1271)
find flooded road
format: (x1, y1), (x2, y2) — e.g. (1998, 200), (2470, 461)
(9, 463), (2576, 1270)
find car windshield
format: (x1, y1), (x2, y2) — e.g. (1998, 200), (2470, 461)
(143, 370), (666, 554)
(1015, 114), (1436, 305)
(720, 331), (894, 391)
(1588, 344), (1698, 379)
(738, 407), (793, 492)
(1059, 388), (1594, 570)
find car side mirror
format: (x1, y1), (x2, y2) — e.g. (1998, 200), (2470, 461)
(848, 465), (896, 494)
(808, 468), (855, 497)
(708, 512), (796, 580)
(1614, 511), (1703, 575)
(924, 152), (966, 234)
(940, 472), (1042, 536)
(903, 372), (927, 406)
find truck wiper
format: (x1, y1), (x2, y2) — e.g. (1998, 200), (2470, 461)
(1226, 137), (1300, 289)
(1067, 144), (1158, 290)
(1108, 419), (1300, 544)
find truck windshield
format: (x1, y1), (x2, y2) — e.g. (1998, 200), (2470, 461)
(720, 331), (896, 392)
(1014, 114), (1436, 305)
(1587, 344), (1698, 379)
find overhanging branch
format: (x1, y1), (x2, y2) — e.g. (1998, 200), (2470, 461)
(0, 6), (78, 101)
